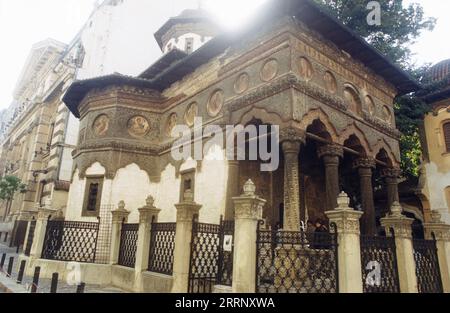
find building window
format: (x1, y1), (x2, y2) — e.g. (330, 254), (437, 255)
(82, 177), (104, 217)
(185, 38), (194, 54)
(443, 121), (450, 153)
(180, 169), (195, 202)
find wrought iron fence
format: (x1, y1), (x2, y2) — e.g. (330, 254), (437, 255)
(360, 234), (400, 293)
(118, 223), (139, 268)
(148, 223), (176, 275)
(95, 205), (113, 264)
(413, 237), (443, 293)
(188, 222), (221, 293)
(256, 223), (338, 293)
(217, 219), (234, 286)
(24, 220), (36, 256)
(42, 220), (99, 263)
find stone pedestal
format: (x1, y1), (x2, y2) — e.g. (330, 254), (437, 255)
(232, 180), (266, 293)
(135, 196), (161, 291)
(318, 144), (343, 212)
(424, 211), (450, 293)
(325, 192), (364, 293)
(171, 190), (202, 293)
(381, 202), (418, 293)
(29, 206), (56, 259)
(110, 201), (130, 265)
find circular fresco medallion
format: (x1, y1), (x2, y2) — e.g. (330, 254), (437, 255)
(234, 73), (250, 94)
(92, 114), (109, 137)
(166, 113), (178, 137)
(365, 95), (375, 115)
(127, 115), (150, 138)
(260, 59), (278, 82)
(324, 71), (337, 94)
(207, 89), (224, 117)
(184, 102), (198, 127)
(382, 106), (392, 124)
(297, 57), (314, 80)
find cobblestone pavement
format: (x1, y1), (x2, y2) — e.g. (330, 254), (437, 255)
(0, 243), (126, 293)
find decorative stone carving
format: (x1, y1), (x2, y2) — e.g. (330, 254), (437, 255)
(165, 113), (178, 137)
(381, 167), (402, 179)
(324, 71), (337, 94)
(233, 180), (266, 220)
(325, 192), (363, 235)
(381, 202), (413, 239)
(234, 73), (250, 94)
(184, 102), (198, 127)
(296, 56), (314, 80)
(260, 59), (279, 82)
(280, 127), (306, 144)
(175, 190), (202, 222)
(382, 106), (392, 124)
(365, 95), (375, 115)
(139, 195), (161, 224)
(344, 85), (362, 116)
(207, 89), (224, 117)
(111, 200), (130, 223)
(353, 157), (376, 170)
(127, 115), (150, 138)
(92, 114), (109, 137)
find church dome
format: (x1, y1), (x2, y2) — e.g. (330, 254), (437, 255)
(154, 8), (220, 54)
(426, 59), (450, 84)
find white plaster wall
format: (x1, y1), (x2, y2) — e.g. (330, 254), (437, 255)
(424, 162), (450, 224)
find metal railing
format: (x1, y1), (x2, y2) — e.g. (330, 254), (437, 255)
(117, 223), (139, 268)
(148, 222), (176, 275)
(413, 237), (443, 293)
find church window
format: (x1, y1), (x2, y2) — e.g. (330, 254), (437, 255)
(82, 177), (104, 217)
(185, 38), (194, 53)
(180, 169), (195, 201)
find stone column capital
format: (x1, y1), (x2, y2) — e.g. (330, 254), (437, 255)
(353, 157), (376, 170)
(111, 200), (131, 223)
(175, 190), (202, 222)
(233, 180), (266, 220)
(325, 192), (363, 235)
(380, 202), (414, 239)
(317, 144), (344, 160)
(37, 207), (57, 221)
(138, 196), (161, 224)
(381, 167), (402, 180)
(423, 210), (450, 241)
(280, 127), (306, 145)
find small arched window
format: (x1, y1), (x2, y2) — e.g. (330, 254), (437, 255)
(444, 121), (450, 153)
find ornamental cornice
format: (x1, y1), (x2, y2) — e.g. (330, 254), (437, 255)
(74, 140), (162, 156)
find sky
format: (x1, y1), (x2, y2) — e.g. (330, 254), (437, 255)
(0, 0), (449, 110)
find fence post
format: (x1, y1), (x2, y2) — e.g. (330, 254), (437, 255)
(134, 195), (161, 291)
(171, 190), (202, 293)
(29, 205), (55, 259)
(325, 192), (364, 293)
(232, 180), (266, 293)
(381, 202), (418, 293)
(423, 210), (450, 292)
(110, 201), (130, 265)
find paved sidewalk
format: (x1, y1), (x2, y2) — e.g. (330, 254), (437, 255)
(0, 243), (126, 293)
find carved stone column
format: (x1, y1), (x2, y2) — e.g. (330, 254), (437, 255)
(232, 180), (266, 293)
(280, 127), (304, 231)
(171, 190), (202, 293)
(318, 144), (344, 212)
(353, 158), (377, 236)
(381, 202), (418, 293)
(110, 201), (130, 265)
(326, 192), (364, 293)
(135, 196), (161, 291)
(423, 211), (450, 292)
(382, 167), (402, 213)
(225, 160), (239, 220)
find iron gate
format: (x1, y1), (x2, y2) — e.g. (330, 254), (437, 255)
(42, 220), (99, 263)
(256, 222), (338, 293)
(24, 220), (36, 256)
(188, 218), (235, 293)
(360, 233), (400, 293)
(148, 222), (176, 275)
(413, 237), (443, 293)
(118, 223), (139, 268)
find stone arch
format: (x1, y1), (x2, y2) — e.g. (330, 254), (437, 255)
(338, 123), (372, 156)
(299, 108), (339, 142)
(372, 139), (399, 165)
(238, 107), (286, 127)
(402, 203), (425, 223)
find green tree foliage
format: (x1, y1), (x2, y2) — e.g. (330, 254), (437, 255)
(0, 175), (27, 202)
(314, 0), (437, 179)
